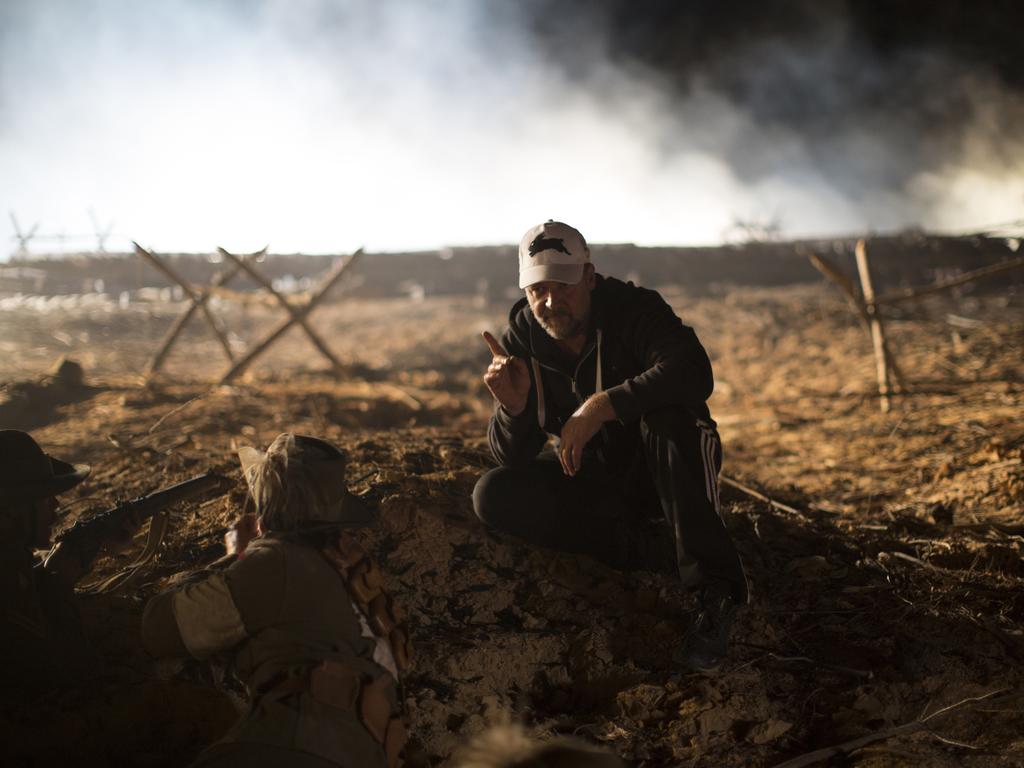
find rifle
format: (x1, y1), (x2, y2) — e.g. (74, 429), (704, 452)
(55, 472), (234, 548)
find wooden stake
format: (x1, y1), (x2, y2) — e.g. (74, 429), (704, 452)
(808, 251), (907, 392)
(854, 240), (893, 412)
(219, 249), (362, 384)
(808, 253), (871, 333)
(218, 247), (345, 376)
(143, 253), (258, 380)
(134, 242), (236, 362)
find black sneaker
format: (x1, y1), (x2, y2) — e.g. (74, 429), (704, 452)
(674, 584), (738, 672)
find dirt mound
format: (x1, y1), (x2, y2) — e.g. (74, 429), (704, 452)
(0, 286), (1021, 766)
(0, 356), (100, 430)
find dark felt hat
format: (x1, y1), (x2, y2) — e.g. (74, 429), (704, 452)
(0, 430), (90, 503)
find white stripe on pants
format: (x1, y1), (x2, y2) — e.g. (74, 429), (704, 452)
(698, 426), (723, 520)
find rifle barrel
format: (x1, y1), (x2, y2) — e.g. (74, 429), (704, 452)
(127, 473), (233, 516)
(55, 472), (234, 543)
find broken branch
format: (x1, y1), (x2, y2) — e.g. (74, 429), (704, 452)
(719, 474), (808, 519)
(770, 688), (1011, 768)
(219, 249), (362, 384)
(218, 247), (345, 376)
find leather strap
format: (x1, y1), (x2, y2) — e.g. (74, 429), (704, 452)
(319, 533), (411, 765)
(383, 717), (407, 768)
(320, 533), (413, 674)
(265, 662), (406, 767)
(359, 674), (392, 743)
(80, 510), (171, 594)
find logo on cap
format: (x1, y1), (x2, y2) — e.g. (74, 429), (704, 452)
(528, 236), (571, 258)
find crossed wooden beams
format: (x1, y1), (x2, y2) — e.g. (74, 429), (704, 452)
(134, 243), (362, 384)
(216, 247), (362, 384)
(809, 239), (1024, 412)
(135, 242), (255, 379)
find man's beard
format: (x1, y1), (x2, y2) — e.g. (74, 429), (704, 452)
(537, 311), (584, 340)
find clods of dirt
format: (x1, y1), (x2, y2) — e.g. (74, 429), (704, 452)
(0, 286), (1021, 766)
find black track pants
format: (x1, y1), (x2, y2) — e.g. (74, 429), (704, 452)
(472, 406), (748, 603)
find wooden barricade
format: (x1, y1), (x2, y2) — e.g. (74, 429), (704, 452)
(134, 243), (362, 384)
(137, 245), (265, 381)
(217, 248), (362, 384)
(134, 242), (238, 370)
(809, 241), (1024, 412)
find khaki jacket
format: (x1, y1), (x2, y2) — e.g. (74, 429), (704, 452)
(142, 535), (396, 768)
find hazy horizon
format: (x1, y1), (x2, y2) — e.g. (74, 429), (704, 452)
(3, 0), (1023, 261)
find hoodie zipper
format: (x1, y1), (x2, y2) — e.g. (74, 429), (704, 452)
(534, 330), (608, 460)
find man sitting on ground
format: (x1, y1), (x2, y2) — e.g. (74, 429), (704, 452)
(472, 220), (748, 671)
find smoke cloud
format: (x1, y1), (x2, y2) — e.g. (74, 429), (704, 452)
(1, 0), (1022, 259)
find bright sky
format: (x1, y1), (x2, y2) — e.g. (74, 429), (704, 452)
(2, 0), (1022, 260)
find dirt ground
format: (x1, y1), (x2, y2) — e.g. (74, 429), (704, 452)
(1, 280), (1022, 767)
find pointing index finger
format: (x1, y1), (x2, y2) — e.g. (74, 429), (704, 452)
(482, 330), (508, 358)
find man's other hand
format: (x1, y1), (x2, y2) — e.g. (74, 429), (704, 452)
(558, 392), (616, 476)
(482, 331), (531, 417)
(225, 513), (259, 556)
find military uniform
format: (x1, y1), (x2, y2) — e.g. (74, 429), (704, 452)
(142, 433), (409, 768)
(0, 430), (94, 692)
(0, 539), (96, 690)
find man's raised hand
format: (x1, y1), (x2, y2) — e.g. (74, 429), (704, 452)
(482, 331), (531, 417)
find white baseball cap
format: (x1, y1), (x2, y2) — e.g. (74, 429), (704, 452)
(518, 220), (590, 289)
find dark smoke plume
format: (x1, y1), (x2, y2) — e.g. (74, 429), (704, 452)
(516, 0), (1024, 232)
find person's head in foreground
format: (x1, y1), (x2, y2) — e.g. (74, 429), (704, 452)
(238, 432), (372, 538)
(453, 724), (625, 768)
(0, 429), (90, 549)
(519, 220), (596, 344)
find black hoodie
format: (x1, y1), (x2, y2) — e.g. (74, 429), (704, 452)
(488, 275), (714, 469)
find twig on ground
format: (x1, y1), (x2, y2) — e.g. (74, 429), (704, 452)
(147, 392), (209, 434)
(382, 382), (424, 411)
(928, 732), (980, 750)
(766, 653), (874, 680)
(349, 469), (379, 487)
(946, 313), (987, 330)
(917, 696), (935, 721)
(880, 551), (937, 570)
(731, 643), (872, 679)
(719, 475), (808, 518)
(769, 688), (1011, 768)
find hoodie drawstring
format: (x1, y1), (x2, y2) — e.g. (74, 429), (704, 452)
(532, 328), (603, 432)
(531, 357), (546, 429)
